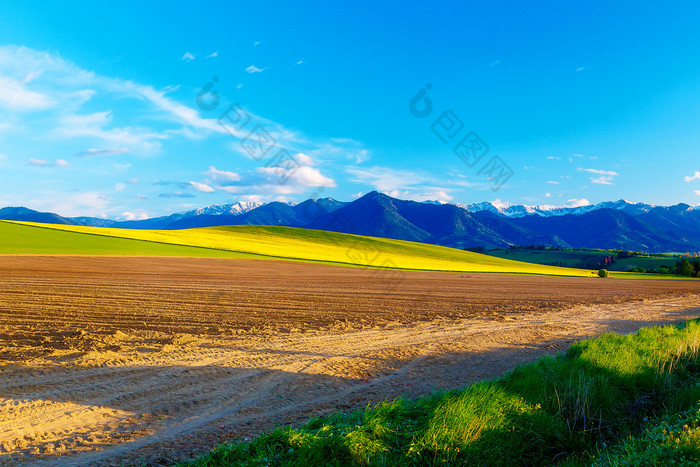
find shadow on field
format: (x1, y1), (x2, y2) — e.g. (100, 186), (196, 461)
(1, 333), (585, 466)
(4, 312), (700, 466)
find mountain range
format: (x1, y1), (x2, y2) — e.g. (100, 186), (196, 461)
(1, 192), (698, 253)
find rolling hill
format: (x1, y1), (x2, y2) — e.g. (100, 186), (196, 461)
(0, 220), (596, 277)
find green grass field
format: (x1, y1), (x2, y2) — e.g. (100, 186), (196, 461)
(0, 220), (598, 277)
(610, 256), (680, 272)
(182, 319), (700, 466)
(487, 248), (608, 268)
(486, 248), (694, 279)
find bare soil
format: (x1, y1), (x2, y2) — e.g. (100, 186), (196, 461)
(1, 255), (699, 466)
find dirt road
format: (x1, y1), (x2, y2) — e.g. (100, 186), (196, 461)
(1, 256), (699, 465)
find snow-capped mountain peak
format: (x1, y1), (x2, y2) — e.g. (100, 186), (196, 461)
(175, 201), (264, 219)
(431, 199), (655, 218)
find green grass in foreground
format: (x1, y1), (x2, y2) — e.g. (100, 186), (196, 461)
(0, 220), (596, 276)
(183, 319), (700, 466)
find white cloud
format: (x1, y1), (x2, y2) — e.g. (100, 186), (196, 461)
(286, 166), (335, 187)
(577, 167), (618, 185)
(56, 112), (165, 151)
(205, 166), (241, 182)
(246, 65), (265, 73)
(180, 52), (195, 62)
(255, 166), (336, 188)
(202, 154), (335, 197)
(353, 149), (370, 164)
(565, 198), (591, 208)
(684, 171), (700, 182)
(0, 76), (55, 111)
(128, 84), (225, 135)
(570, 154), (598, 162)
(546, 181), (560, 185)
(77, 147), (132, 157)
(576, 67), (585, 72)
(26, 158), (71, 167)
(120, 210), (149, 221)
(294, 152), (315, 166)
(114, 182), (126, 192)
(694, 190), (700, 196)
(386, 189), (453, 202)
(189, 181), (215, 193)
(545, 192), (551, 197)
(295, 59), (304, 65)
(206, 51), (218, 59)
(546, 156), (560, 160)
(346, 166), (426, 192)
(24, 192), (112, 217)
(22, 70), (42, 84)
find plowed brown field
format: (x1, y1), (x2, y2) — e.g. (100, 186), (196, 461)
(1, 256), (699, 466)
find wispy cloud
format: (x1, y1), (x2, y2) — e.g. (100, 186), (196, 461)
(205, 166), (240, 182)
(0, 45), (372, 211)
(77, 147), (132, 157)
(55, 112), (165, 152)
(347, 166), (427, 192)
(119, 210), (149, 221)
(684, 171), (700, 182)
(565, 198), (591, 207)
(206, 51), (218, 59)
(0, 76), (55, 111)
(546, 181), (560, 185)
(22, 192), (112, 217)
(246, 65), (265, 74)
(180, 52), (195, 62)
(27, 158), (70, 167)
(478, 59), (501, 69)
(577, 167), (618, 185)
(158, 192), (195, 198)
(571, 153), (598, 160)
(189, 181), (215, 193)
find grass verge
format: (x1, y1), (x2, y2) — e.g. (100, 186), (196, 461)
(183, 319), (700, 466)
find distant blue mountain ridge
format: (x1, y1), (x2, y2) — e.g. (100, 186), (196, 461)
(1, 192), (698, 253)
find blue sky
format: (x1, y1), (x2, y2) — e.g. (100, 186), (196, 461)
(1, 1), (699, 219)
